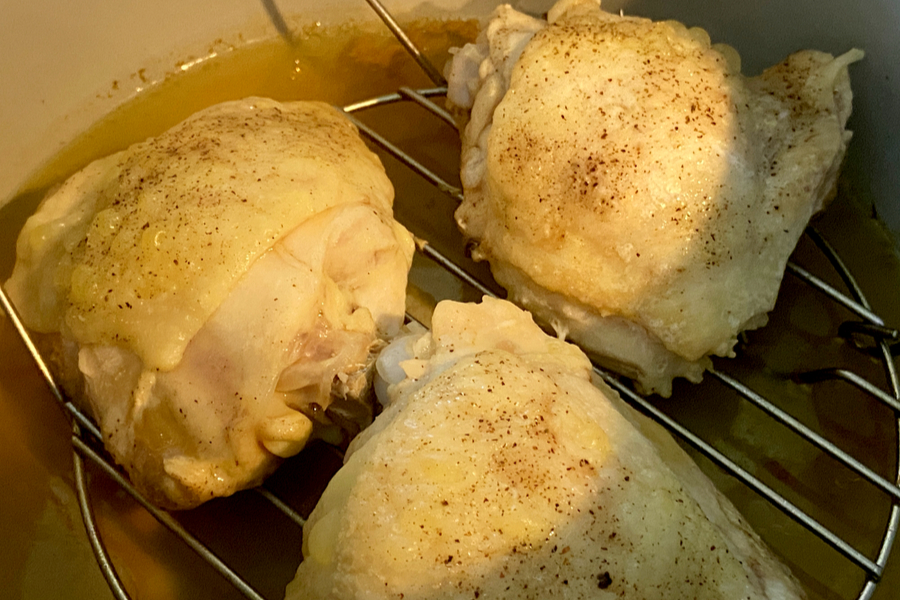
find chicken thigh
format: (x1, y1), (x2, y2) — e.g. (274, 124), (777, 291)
(287, 297), (805, 600)
(5, 98), (415, 509)
(446, 0), (862, 395)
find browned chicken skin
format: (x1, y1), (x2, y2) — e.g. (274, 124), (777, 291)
(447, 0), (862, 395)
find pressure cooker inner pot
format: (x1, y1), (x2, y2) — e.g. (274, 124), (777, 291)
(0, 1), (898, 599)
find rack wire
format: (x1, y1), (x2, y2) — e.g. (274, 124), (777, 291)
(1, 1), (899, 598)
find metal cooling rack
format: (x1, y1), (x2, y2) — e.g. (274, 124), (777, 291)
(1, 0), (899, 598)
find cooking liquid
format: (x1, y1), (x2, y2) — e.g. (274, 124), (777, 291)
(1, 15), (899, 600)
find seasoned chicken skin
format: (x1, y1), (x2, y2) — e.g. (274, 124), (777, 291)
(287, 297), (805, 600)
(447, 0), (862, 395)
(5, 98), (415, 509)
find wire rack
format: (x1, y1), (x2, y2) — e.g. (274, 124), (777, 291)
(2, 1), (899, 598)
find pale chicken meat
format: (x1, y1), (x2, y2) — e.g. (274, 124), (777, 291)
(5, 98), (415, 509)
(287, 297), (805, 600)
(446, 0), (863, 395)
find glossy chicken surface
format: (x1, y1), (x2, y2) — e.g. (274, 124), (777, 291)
(447, 0), (862, 395)
(5, 98), (415, 509)
(288, 297), (805, 600)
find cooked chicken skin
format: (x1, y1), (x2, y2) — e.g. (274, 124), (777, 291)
(5, 98), (415, 509)
(287, 297), (805, 600)
(447, 0), (862, 395)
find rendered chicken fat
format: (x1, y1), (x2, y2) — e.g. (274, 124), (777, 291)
(5, 98), (415, 509)
(287, 297), (806, 600)
(447, 0), (862, 395)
